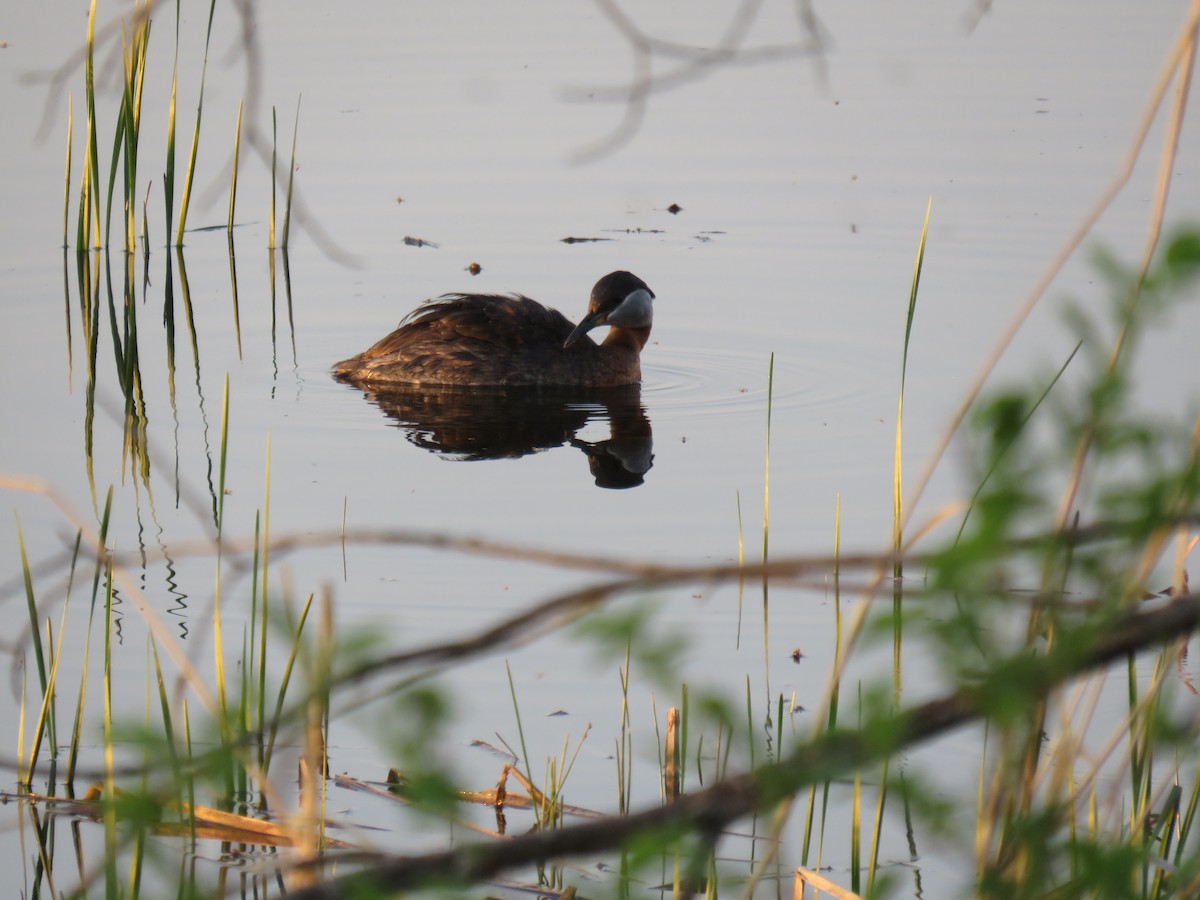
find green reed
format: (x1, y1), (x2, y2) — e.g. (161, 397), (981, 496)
(163, 0), (178, 244)
(269, 107), (278, 249)
(174, 0), (218, 247)
(113, 4), (150, 256)
(281, 97), (301, 250)
(615, 642), (633, 815)
(16, 520), (59, 786)
(506, 660), (540, 825)
(81, 0), (101, 249)
(62, 97), (73, 249)
(67, 488), (113, 789)
(227, 99), (243, 237)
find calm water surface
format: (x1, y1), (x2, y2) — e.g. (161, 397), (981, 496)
(1, 0), (1198, 894)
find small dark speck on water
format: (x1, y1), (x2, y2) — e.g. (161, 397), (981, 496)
(403, 235), (438, 248)
(396, 196), (404, 204)
(666, 203), (683, 214)
(548, 710), (569, 717)
(560, 236), (612, 244)
(466, 262), (482, 275)
(791, 648), (804, 662)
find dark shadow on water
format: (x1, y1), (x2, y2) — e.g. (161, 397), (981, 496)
(338, 382), (655, 489)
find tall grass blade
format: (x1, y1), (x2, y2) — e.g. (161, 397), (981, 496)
(213, 376), (231, 771)
(83, 0), (102, 249)
(762, 352), (774, 568)
(25, 613), (69, 787)
(163, 0), (180, 246)
(227, 99), (244, 237)
(269, 106), (278, 249)
(954, 341), (1082, 543)
(894, 196), (931, 561)
(102, 557), (118, 898)
(63, 95), (73, 249)
(66, 493), (110, 789)
(16, 518), (51, 712)
(892, 197), (930, 695)
(264, 591), (315, 775)
(174, 0), (219, 247)
(506, 660), (538, 825)
(281, 96), (300, 249)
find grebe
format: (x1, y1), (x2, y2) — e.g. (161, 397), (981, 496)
(333, 271), (654, 388)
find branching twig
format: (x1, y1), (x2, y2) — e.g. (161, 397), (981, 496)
(284, 593), (1200, 898)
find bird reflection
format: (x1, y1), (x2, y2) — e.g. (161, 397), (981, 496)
(342, 383), (654, 489)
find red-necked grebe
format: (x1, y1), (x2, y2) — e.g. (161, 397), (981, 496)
(333, 271), (654, 388)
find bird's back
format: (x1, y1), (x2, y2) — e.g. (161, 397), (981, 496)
(334, 294), (595, 387)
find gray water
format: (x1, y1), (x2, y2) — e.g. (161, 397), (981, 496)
(1, 1), (1198, 895)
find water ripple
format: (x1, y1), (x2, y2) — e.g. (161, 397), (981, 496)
(642, 341), (880, 421)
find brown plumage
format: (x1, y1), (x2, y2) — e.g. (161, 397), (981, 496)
(333, 271), (655, 388)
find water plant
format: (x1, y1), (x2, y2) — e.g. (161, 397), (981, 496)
(7, 3), (1200, 899)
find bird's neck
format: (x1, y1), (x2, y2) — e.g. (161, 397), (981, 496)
(603, 326), (652, 352)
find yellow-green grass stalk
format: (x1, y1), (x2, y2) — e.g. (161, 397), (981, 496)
(174, 0), (219, 247)
(140, 181), (150, 262)
(237, 629), (251, 801)
(116, 8), (151, 256)
(227, 99), (244, 237)
(76, 122), (94, 252)
(1174, 775), (1200, 874)
(801, 495), (843, 867)
(257, 434), (274, 740)
(102, 558), (118, 898)
(281, 96), (301, 249)
(127, 649), (154, 899)
(269, 107), (278, 249)
(212, 377), (232, 795)
(761, 352), (774, 568)
(550, 724), (590, 822)
(263, 591), (315, 775)
(894, 197), (930, 562)
(16, 518), (56, 760)
(758, 355), (774, 695)
(894, 198), (929, 527)
(150, 639), (183, 803)
(505, 660), (540, 825)
(1149, 784), (1183, 896)
(228, 228), (244, 359)
(615, 642), (632, 814)
(23, 613), (70, 789)
(866, 757), (890, 896)
(182, 698), (196, 847)
(851, 766), (863, 896)
(62, 96), (73, 249)
(16, 664), (26, 792)
(955, 343), (1080, 544)
(163, 0), (180, 246)
(254, 447), (277, 749)
(83, 0), (101, 249)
